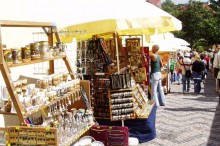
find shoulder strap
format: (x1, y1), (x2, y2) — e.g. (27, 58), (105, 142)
(182, 59), (187, 70)
(217, 53), (219, 69)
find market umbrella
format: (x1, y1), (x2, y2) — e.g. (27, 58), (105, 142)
(176, 46), (191, 51)
(152, 37), (190, 51)
(147, 42), (176, 52)
(60, 0), (182, 73)
(60, 0), (182, 42)
(158, 38), (190, 47)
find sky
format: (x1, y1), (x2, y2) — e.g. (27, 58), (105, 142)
(161, 0), (208, 4)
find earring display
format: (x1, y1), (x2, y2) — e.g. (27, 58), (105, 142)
(132, 84), (154, 118)
(91, 76), (111, 119)
(109, 90), (135, 121)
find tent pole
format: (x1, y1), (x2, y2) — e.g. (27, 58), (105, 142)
(115, 31), (120, 73)
(114, 31), (124, 127)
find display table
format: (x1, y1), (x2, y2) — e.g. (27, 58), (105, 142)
(96, 104), (156, 143)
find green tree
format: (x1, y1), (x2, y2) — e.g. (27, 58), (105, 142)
(161, 0), (220, 51)
(175, 1), (220, 50)
(161, 0), (179, 16)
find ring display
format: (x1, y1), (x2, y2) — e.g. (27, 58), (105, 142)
(109, 91), (135, 121)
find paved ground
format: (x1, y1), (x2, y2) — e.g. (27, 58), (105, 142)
(142, 73), (220, 146)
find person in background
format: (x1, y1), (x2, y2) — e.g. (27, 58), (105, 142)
(192, 55), (205, 94)
(169, 58), (175, 83)
(176, 53), (183, 85)
(209, 53), (214, 72)
(191, 51), (198, 63)
(204, 52), (210, 72)
(212, 46), (220, 103)
(200, 53), (207, 83)
(150, 44), (166, 107)
(212, 46), (220, 94)
(180, 53), (192, 93)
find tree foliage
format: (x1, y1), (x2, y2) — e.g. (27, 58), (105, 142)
(161, 0), (179, 16)
(162, 0), (220, 51)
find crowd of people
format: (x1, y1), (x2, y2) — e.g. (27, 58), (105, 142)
(150, 44), (220, 107)
(170, 50), (212, 94)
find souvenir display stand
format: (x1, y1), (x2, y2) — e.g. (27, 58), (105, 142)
(0, 20), (94, 146)
(148, 50), (172, 94)
(159, 51), (177, 94)
(74, 31), (156, 143)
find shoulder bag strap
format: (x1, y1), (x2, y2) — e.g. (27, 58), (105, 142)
(217, 53), (219, 70)
(182, 60), (187, 71)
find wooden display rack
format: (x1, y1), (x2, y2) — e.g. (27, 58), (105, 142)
(0, 20), (74, 124)
(108, 88), (136, 121)
(132, 84), (155, 118)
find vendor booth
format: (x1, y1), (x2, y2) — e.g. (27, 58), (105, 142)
(0, 0), (182, 145)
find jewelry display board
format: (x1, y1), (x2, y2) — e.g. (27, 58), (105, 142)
(91, 77), (111, 119)
(132, 84), (149, 117)
(110, 73), (132, 90)
(109, 89), (135, 121)
(125, 38), (146, 84)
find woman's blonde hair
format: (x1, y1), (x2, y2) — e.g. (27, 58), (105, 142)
(195, 54), (201, 61)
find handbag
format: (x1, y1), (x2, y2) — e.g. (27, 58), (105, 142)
(90, 125), (129, 146)
(183, 63), (191, 78)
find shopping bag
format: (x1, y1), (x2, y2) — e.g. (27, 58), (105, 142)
(90, 125), (129, 146)
(90, 125), (109, 146)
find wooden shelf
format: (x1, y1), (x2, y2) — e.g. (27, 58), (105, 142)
(0, 20), (55, 27)
(0, 111), (17, 116)
(65, 123), (95, 146)
(23, 93), (71, 118)
(137, 102), (155, 119)
(94, 117), (110, 120)
(110, 88), (132, 92)
(8, 55), (66, 68)
(0, 20), (75, 124)
(111, 117), (136, 121)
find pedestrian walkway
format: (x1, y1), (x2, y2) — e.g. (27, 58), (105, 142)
(142, 74), (220, 146)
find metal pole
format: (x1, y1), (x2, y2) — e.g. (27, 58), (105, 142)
(0, 25), (3, 64)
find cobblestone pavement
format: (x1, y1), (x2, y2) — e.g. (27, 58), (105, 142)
(141, 73), (220, 146)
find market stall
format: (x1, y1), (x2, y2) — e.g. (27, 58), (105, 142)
(0, 20), (95, 146)
(72, 31), (156, 144)
(58, 0), (182, 144)
(0, 0), (183, 145)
